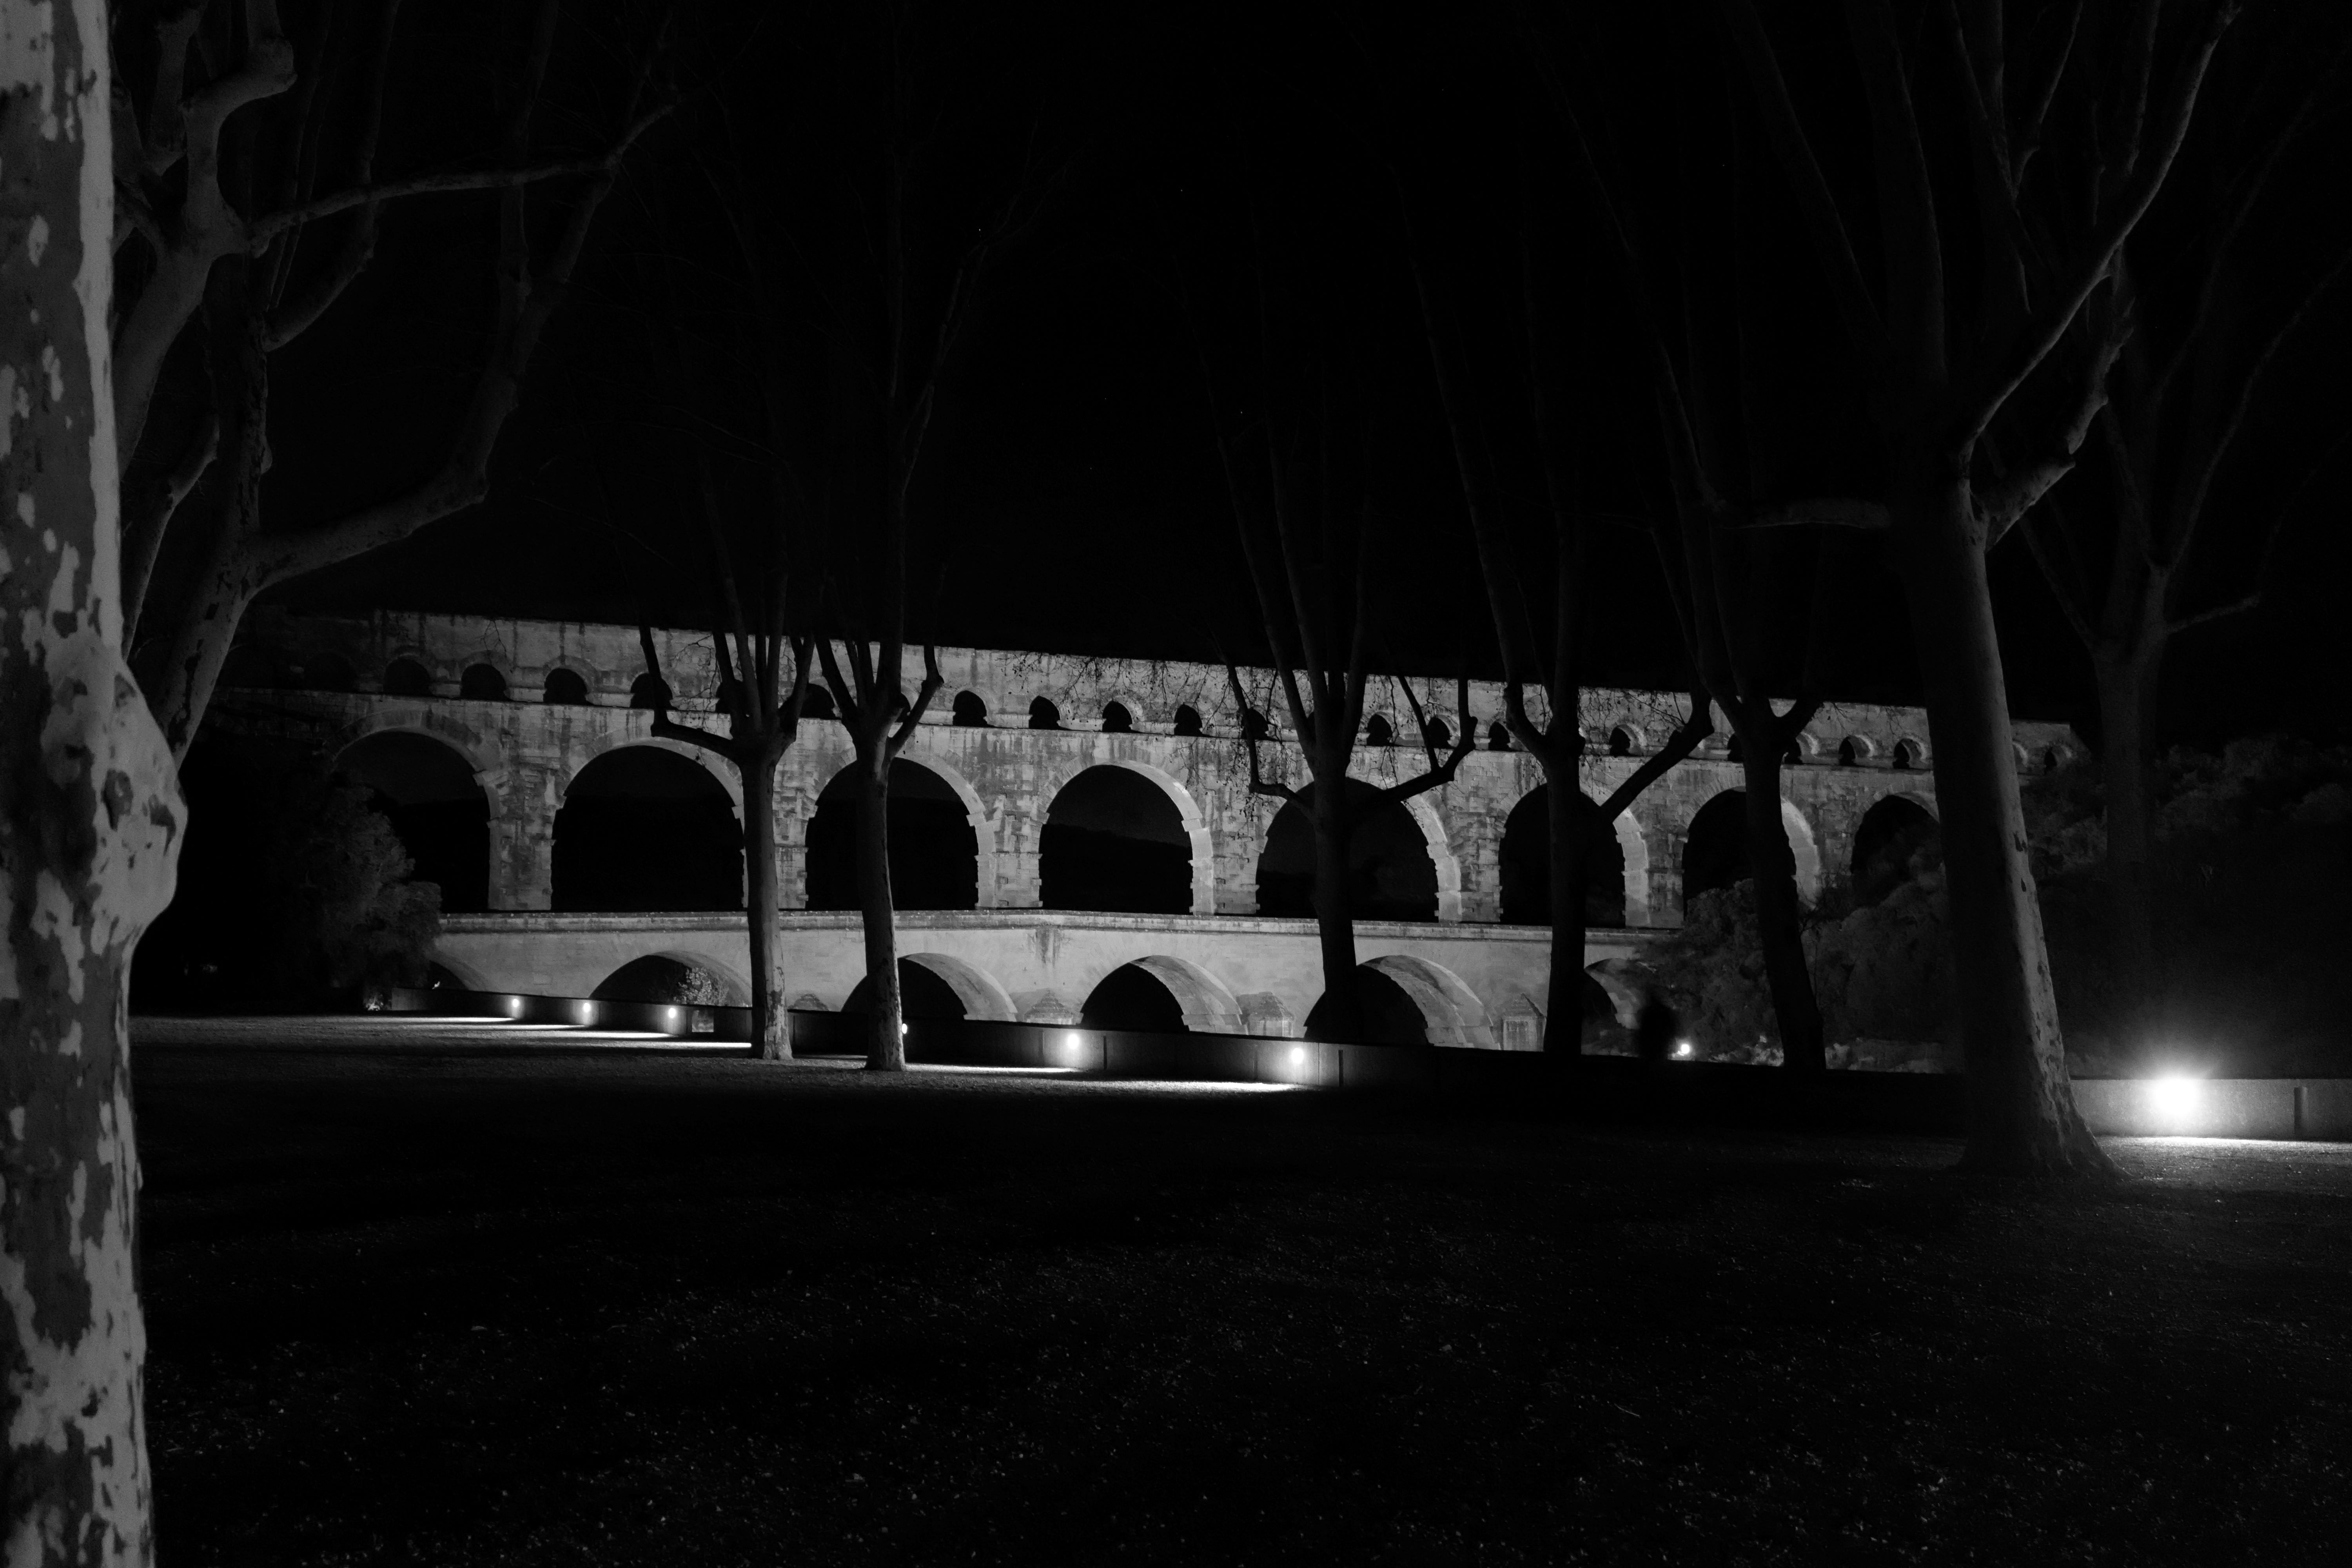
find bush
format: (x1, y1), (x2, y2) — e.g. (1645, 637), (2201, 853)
(1634, 735), (2352, 1076)
(136, 742), (442, 1008)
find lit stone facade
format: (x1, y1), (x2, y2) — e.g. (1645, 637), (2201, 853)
(207, 608), (2082, 1037)
(214, 606), (2097, 920)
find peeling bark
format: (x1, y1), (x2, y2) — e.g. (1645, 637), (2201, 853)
(3, 5), (187, 1561)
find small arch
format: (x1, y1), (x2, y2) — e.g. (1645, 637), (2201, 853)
(553, 744), (742, 911)
(2043, 745), (2063, 775)
(1173, 704), (1204, 737)
(1423, 716), (1451, 749)
(592, 953), (750, 1006)
(1257, 779), (1442, 922)
(1891, 737), (1921, 770)
(804, 684), (837, 720)
(806, 756), (985, 911)
(1487, 720), (1512, 752)
(383, 658), (432, 697)
(1079, 956), (1242, 1033)
(1241, 707), (1271, 741)
(1726, 734), (1746, 764)
(1307, 955), (1494, 1049)
(1851, 793), (1941, 905)
(630, 672), (671, 711)
(1102, 701), (1135, 733)
(1681, 790), (1749, 900)
(843, 953), (1017, 1022)
(460, 663), (508, 701)
(1497, 786), (1626, 927)
(952, 691), (989, 728)
(336, 729), (492, 912)
(1364, 714), (1394, 747)
(1608, 727), (1634, 757)
(1837, 736), (1864, 766)
(1784, 734), (1808, 765)
(544, 668), (590, 705)
(1029, 696), (1062, 730)
(1040, 763), (1200, 915)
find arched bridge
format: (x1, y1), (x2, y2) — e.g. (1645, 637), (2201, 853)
(208, 609), (2083, 1043)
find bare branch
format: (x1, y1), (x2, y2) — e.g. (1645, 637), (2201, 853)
(1954, 2), (2238, 452)
(884, 645), (944, 759)
(1744, 498), (1893, 530)
(249, 109), (671, 249)
(2165, 593), (2258, 635)
(1595, 687), (1715, 821)
(1978, 458), (2074, 549)
(1720, 0), (1888, 363)
(123, 411), (219, 638)
(1225, 662), (1298, 802)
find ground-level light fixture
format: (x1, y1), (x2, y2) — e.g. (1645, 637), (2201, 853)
(2147, 1074), (2203, 1124)
(1673, 1040), (1694, 1059)
(1289, 1045), (1307, 1068)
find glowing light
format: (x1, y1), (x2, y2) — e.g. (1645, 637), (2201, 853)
(2148, 1074), (2203, 1124)
(900, 1022), (910, 1037)
(1673, 1040), (1694, 1059)
(1289, 1045), (1307, 1068)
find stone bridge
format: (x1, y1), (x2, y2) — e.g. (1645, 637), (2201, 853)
(208, 609), (2082, 1043)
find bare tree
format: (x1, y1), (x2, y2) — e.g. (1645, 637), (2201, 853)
(1513, 60), (1849, 1071)
(1199, 351), (1477, 1041)
(816, 641), (946, 1070)
(1722, 0), (2235, 1173)
(1405, 203), (1717, 1053)
(2018, 13), (2352, 1041)
(112, 0), (669, 757)
(723, 2), (1056, 1071)
(2, 5), (185, 1558)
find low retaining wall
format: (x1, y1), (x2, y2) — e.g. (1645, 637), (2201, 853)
(379, 988), (2349, 1143)
(2071, 1077), (2352, 1141)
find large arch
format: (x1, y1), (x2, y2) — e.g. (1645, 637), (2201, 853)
(1255, 779), (1445, 923)
(805, 756), (984, 911)
(335, 729), (492, 911)
(1039, 761), (1214, 916)
(1078, 955), (1243, 1033)
(843, 952), (1018, 1022)
(1851, 792), (1941, 905)
(552, 744), (743, 911)
(592, 952), (752, 1005)
(1679, 789), (1824, 904)
(1495, 786), (1629, 927)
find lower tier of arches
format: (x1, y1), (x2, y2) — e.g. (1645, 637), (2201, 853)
(433, 910), (1664, 1053)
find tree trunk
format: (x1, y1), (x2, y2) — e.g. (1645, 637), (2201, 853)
(1738, 738), (1826, 1071)
(2093, 640), (2163, 1064)
(1543, 766), (1591, 1053)
(3, 10), (187, 1557)
(742, 746), (789, 1060)
(853, 759), (906, 1070)
(1896, 478), (2111, 1176)
(1310, 779), (1363, 1042)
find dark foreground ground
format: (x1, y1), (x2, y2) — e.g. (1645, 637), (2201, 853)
(132, 1019), (2352, 1566)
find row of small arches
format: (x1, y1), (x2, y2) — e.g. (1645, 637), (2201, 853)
(229, 646), (2018, 771)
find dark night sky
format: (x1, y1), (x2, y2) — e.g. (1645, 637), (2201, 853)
(252, 0), (2352, 748)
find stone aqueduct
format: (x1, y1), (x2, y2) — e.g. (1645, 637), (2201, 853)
(211, 610), (2081, 1046)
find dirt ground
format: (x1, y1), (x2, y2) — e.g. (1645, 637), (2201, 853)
(129, 1017), (2352, 1566)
